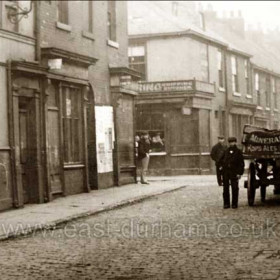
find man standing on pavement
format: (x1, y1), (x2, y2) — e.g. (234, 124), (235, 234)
(210, 136), (227, 186)
(138, 131), (151, 184)
(222, 137), (245, 209)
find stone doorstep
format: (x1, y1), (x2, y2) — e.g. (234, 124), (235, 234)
(0, 184), (188, 242)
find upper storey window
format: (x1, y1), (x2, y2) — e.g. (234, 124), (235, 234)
(217, 49), (225, 89)
(57, 0), (68, 24)
(231, 55), (239, 93)
(107, 1), (116, 42)
(128, 45), (146, 80)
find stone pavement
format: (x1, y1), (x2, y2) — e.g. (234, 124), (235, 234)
(0, 175), (216, 241)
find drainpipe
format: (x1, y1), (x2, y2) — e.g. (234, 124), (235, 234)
(224, 48), (230, 139)
(7, 59), (19, 207)
(34, 0), (41, 62)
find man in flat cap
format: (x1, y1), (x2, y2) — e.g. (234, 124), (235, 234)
(221, 137), (244, 209)
(210, 136), (227, 186)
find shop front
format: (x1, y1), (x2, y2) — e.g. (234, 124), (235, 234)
(8, 47), (97, 207)
(135, 79), (215, 175)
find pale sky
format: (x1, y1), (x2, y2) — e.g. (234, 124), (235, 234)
(198, 1), (280, 32)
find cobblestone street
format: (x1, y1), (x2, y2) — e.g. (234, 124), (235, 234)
(2, 179), (280, 280)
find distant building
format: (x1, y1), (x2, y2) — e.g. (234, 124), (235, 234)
(128, 1), (280, 175)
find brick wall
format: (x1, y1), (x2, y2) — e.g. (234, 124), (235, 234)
(39, 1), (128, 106)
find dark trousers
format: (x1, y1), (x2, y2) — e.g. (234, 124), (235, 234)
(216, 164), (223, 186)
(223, 172), (239, 207)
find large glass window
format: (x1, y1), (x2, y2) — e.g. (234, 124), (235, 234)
(62, 85), (83, 163)
(136, 112), (165, 153)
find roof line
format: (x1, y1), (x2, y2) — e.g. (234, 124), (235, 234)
(129, 29), (228, 48)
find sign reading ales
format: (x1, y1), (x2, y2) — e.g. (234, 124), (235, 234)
(243, 129), (280, 156)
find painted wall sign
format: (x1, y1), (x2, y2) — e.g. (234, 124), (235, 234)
(139, 81), (193, 93)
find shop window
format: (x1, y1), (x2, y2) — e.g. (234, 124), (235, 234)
(62, 85), (83, 163)
(57, 0), (68, 24)
(136, 113), (165, 153)
(128, 45), (146, 80)
(107, 1), (116, 42)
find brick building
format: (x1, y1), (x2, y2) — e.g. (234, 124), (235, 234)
(0, 1), (138, 211)
(128, 1), (280, 175)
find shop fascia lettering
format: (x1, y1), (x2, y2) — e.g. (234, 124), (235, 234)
(139, 81), (193, 93)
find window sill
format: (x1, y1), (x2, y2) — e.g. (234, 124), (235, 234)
(107, 39), (119, 49)
(64, 164), (85, 169)
(219, 87), (225, 92)
(233, 92), (241, 97)
(246, 95), (253, 99)
(56, 22), (72, 32)
(274, 109), (279, 112)
(266, 107), (271, 111)
(257, 106), (263, 110)
(82, 30), (95, 41)
(149, 152), (167, 156)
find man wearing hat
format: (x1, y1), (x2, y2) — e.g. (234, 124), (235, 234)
(210, 136), (227, 186)
(222, 137), (244, 209)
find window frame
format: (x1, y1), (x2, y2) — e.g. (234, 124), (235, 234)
(61, 84), (83, 164)
(217, 49), (225, 90)
(231, 55), (239, 94)
(107, 1), (116, 42)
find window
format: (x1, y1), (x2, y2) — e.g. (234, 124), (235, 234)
(272, 78), (277, 109)
(57, 0), (68, 24)
(62, 85), (83, 163)
(255, 73), (261, 106)
(231, 55), (239, 93)
(217, 50), (224, 89)
(136, 112), (165, 153)
(265, 76), (270, 108)
(1, 1), (18, 32)
(107, 1), (116, 41)
(244, 59), (250, 95)
(172, 1), (178, 16)
(83, 0), (93, 33)
(200, 43), (209, 82)
(128, 45), (146, 80)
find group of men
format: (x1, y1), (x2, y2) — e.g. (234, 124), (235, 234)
(211, 136), (245, 209)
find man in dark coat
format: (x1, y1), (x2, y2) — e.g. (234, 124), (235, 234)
(138, 132), (151, 184)
(210, 136), (227, 186)
(222, 137), (245, 209)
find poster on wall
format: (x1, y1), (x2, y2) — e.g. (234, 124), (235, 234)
(95, 106), (115, 173)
